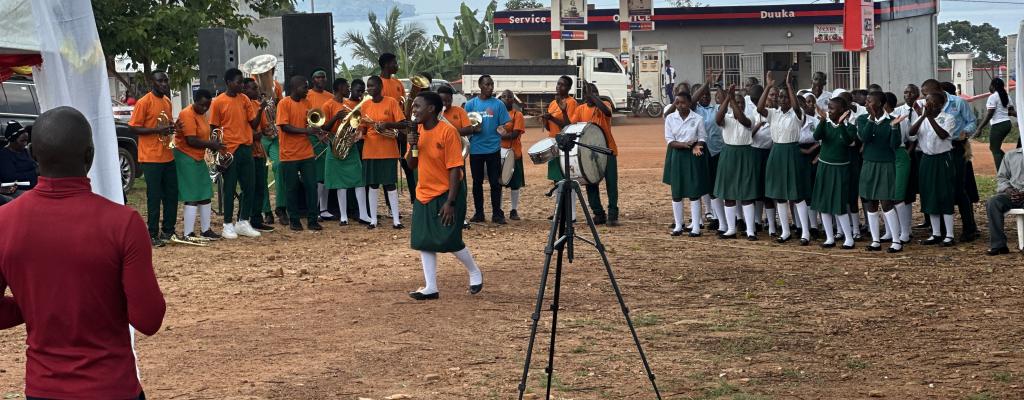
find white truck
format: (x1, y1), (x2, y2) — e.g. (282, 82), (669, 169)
(462, 50), (630, 115)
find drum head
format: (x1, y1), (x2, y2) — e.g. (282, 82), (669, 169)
(563, 122), (608, 184)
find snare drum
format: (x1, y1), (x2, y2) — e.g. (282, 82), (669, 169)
(527, 138), (558, 165)
(559, 122), (608, 185)
(500, 148), (515, 186)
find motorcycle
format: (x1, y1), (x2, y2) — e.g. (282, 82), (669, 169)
(627, 84), (664, 118)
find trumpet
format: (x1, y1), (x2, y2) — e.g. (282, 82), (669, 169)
(156, 111), (175, 149)
(306, 108), (326, 129)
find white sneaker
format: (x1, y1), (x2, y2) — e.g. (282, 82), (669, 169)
(235, 220), (262, 237)
(222, 223), (238, 239)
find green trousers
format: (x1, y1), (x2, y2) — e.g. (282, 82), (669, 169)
(252, 157), (268, 223)
(281, 158), (318, 224)
(263, 136), (285, 211)
(585, 155), (619, 218)
(222, 145), (255, 223)
(140, 161), (178, 237)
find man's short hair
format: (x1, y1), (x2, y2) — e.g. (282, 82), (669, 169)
(378, 53), (396, 68)
(367, 75), (383, 86)
(242, 77), (256, 86)
(332, 78), (349, 92)
(194, 89), (213, 102)
(478, 74), (492, 85)
(224, 68), (243, 83)
(417, 91), (444, 116)
(437, 85), (454, 96)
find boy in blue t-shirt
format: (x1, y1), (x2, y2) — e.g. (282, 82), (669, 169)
(464, 75), (511, 224)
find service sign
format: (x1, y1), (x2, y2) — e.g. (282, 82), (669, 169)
(628, 0), (653, 16)
(561, 0), (587, 25)
(813, 24), (843, 43)
(843, 0), (875, 51)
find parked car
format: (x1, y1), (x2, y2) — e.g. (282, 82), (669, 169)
(0, 76), (141, 192)
(111, 99), (134, 123)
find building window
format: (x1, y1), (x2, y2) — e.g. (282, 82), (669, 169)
(831, 51), (869, 90)
(702, 53), (741, 87)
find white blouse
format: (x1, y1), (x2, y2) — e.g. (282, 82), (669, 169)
(767, 107), (804, 144)
(893, 104), (919, 145)
(987, 94), (1013, 125)
(665, 110), (706, 145)
(721, 109), (756, 146)
(799, 114), (819, 144)
(916, 112), (956, 155)
(750, 113), (774, 149)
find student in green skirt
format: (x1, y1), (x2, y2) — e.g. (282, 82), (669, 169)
(713, 85), (762, 240)
(910, 93), (957, 246)
(665, 92), (710, 237)
(756, 70), (811, 245)
(173, 89), (221, 241)
(405, 91), (483, 301)
(885, 92), (912, 245)
(798, 92), (822, 237)
(749, 84), (777, 236)
(857, 92), (904, 252)
(812, 97), (857, 249)
(321, 78), (370, 225)
(893, 84), (922, 242)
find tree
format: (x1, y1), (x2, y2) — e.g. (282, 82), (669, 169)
(342, 7), (428, 69)
(937, 20), (1006, 67)
(504, 0), (544, 9)
(93, 0), (295, 89)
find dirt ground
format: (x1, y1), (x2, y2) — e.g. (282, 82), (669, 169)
(2, 118), (1023, 399)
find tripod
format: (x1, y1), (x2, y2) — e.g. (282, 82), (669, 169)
(517, 133), (662, 399)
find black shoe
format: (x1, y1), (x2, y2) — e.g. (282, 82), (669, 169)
(251, 221), (276, 232)
(492, 216), (507, 225)
(409, 290), (439, 300)
(960, 231), (980, 243)
(308, 221), (323, 231)
(470, 213), (485, 223)
(469, 283), (483, 294)
(940, 237), (955, 247)
(318, 212), (338, 222)
(393, 223), (405, 229)
(852, 234), (864, 242)
(866, 242), (882, 251)
(746, 235), (758, 241)
(367, 223), (377, 230)
(671, 230), (683, 236)
(809, 228), (821, 239)
(593, 213), (607, 225)
(775, 235), (792, 244)
(986, 247), (1010, 256)
(821, 242), (836, 249)
(800, 238), (810, 246)
(920, 236), (942, 245)
(509, 209), (520, 221)
(265, 211), (275, 225)
(708, 219), (720, 231)
(718, 232), (737, 240)
(275, 209), (289, 226)
(151, 236), (166, 248)
(913, 222), (931, 230)
(201, 229), (222, 240)
(356, 218), (372, 225)
(887, 246), (904, 253)
(289, 221), (304, 231)
(688, 232), (701, 237)
(463, 221), (471, 229)
(840, 244), (855, 250)
(339, 220), (349, 226)
(158, 231), (175, 241)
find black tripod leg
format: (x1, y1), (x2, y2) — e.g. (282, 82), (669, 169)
(544, 246), (565, 399)
(518, 180), (569, 400)
(571, 184), (663, 399)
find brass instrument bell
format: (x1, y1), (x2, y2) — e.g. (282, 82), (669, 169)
(306, 108), (326, 128)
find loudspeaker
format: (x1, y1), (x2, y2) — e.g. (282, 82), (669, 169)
(282, 13), (334, 94)
(198, 28), (239, 93)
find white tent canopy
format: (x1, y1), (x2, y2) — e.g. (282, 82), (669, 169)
(0, 0), (40, 54)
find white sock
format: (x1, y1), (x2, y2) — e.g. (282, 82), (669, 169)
(354, 187), (370, 222)
(897, 202), (912, 242)
(929, 214), (942, 237)
(337, 189), (349, 222)
(867, 211), (881, 243)
(511, 189), (521, 211)
(766, 207), (777, 235)
(711, 197), (726, 229)
(386, 189), (401, 226)
(796, 201), (810, 240)
(199, 203), (212, 232)
(453, 247), (483, 286)
(689, 200), (702, 234)
(419, 251), (438, 294)
(821, 213), (835, 244)
(701, 194), (712, 222)
(837, 214), (854, 246)
(742, 204), (756, 237)
(317, 183), (329, 214)
(851, 212), (861, 236)
(943, 214), (955, 240)
(368, 188), (379, 225)
(777, 202), (791, 238)
(884, 209), (901, 250)
(672, 200), (684, 231)
(808, 209), (820, 229)
(792, 203), (801, 229)
(183, 205), (197, 236)
(724, 205), (738, 235)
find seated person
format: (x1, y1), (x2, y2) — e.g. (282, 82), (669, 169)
(0, 121), (38, 204)
(986, 147), (1024, 255)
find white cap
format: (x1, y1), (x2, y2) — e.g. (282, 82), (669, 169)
(830, 88), (847, 99)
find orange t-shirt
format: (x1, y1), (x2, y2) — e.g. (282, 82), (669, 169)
(306, 89), (333, 110)
(173, 105), (210, 161)
(275, 96), (315, 162)
(360, 97), (404, 160)
(571, 100), (618, 156)
(415, 121), (465, 204)
(251, 99), (268, 158)
(129, 92), (174, 163)
(273, 81), (284, 101)
(321, 97), (359, 135)
(501, 108), (526, 159)
(209, 92), (257, 153)
(545, 97), (578, 138)
(381, 76), (405, 102)
(443, 106), (470, 130)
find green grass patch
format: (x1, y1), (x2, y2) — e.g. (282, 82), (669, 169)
(845, 358), (869, 370)
(714, 336), (773, 356)
(633, 313), (660, 327)
(993, 371), (1012, 383)
(976, 175), (997, 200)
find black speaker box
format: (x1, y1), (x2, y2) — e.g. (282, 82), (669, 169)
(282, 13), (335, 94)
(198, 28), (239, 93)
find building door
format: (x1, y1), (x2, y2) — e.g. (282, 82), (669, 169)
(740, 53), (763, 86)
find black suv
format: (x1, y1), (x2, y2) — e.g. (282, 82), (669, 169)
(0, 76), (141, 191)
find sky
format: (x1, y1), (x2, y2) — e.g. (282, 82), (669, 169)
(295, 0), (1024, 62)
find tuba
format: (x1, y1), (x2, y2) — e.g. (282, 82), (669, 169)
(205, 128), (234, 181)
(329, 95), (373, 159)
(156, 111), (175, 149)
(242, 54), (279, 138)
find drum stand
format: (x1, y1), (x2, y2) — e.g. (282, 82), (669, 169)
(516, 133), (662, 400)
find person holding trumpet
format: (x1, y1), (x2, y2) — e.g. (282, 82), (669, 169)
(361, 76), (408, 229)
(322, 78), (371, 226)
(129, 70), (180, 247)
(276, 75), (326, 231)
(173, 89), (224, 242)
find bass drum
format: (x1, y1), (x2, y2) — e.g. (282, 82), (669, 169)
(499, 147), (515, 186)
(559, 122), (608, 185)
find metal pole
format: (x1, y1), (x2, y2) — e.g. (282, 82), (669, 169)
(550, 0), (563, 59)
(858, 50), (868, 89)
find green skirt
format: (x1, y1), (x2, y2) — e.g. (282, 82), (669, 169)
(811, 162), (850, 215)
(713, 144), (762, 201)
(668, 147), (710, 200)
(506, 158), (526, 189)
(755, 147), (771, 198)
(906, 150), (923, 204)
(411, 182), (467, 253)
(918, 152), (954, 215)
(707, 153), (720, 191)
(363, 158), (398, 185)
(859, 160), (897, 201)
(325, 143), (365, 189)
(548, 157), (563, 181)
(799, 145), (817, 200)
(661, 146), (672, 185)
(310, 135), (327, 182)
(764, 142), (808, 201)
(173, 149), (213, 202)
(847, 147), (862, 211)
(894, 147), (910, 201)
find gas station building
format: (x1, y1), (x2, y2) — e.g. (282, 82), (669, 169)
(493, 0), (939, 101)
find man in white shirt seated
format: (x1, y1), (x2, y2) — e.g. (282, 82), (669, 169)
(985, 148), (1024, 255)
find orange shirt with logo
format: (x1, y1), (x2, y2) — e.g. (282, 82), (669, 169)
(443, 106), (469, 130)
(502, 108), (526, 159)
(360, 97), (404, 160)
(571, 100), (618, 156)
(545, 97), (578, 138)
(174, 105), (210, 161)
(415, 121), (464, 204)
(209, 92), (257, 153)
(381, 76), (405, 102)
(129, 92), (175, 163)
(275, 96), (315, 162)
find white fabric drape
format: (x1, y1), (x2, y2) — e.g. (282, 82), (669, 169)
(1017, 20), (1023, 131)
(30, 0), (123, 204)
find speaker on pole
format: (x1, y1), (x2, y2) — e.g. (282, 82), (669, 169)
(282, 13), (335, 93)
(198, 28), (239, 93)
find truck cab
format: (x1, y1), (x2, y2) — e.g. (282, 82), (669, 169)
(567, 50), (629, 111)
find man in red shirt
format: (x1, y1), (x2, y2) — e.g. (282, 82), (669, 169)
(0, 107), (166, 400)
